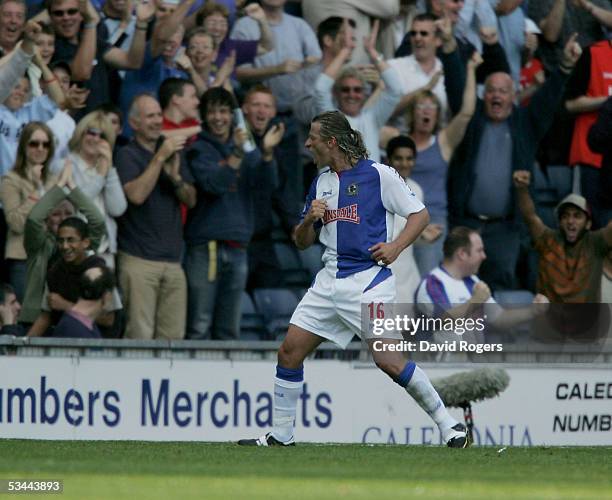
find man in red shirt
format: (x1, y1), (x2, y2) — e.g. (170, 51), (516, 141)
(159, 77), (201, 144)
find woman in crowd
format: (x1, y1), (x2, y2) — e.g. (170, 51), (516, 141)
(185, 27), (235, 92)
(406, 52), (481, 277)
(60, 111), (127, 268)
(0, 122), (57, 300)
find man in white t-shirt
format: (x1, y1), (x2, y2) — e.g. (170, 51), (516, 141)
(416, 226), (548, 334)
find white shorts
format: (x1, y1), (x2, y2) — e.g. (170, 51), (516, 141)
(290, 265), (402, 348)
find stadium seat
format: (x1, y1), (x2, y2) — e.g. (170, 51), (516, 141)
(274, 243), (311, 287)
(240, 292), (267, 339)
(493, 289), (535, 306)
(252, 288), (299, 339)
(298, 243), (324, 280)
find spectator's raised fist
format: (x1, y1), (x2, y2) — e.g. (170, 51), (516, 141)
(468, 51), (484, 69)
(434, 15), (453, 44)
(244, 3), (266, 23)
(136, 0), (156, 22)
(561, 33), (582, 68)
(22, 21), (42, 54)
(479, 26), (498, 45)
(512, 170), (531, 189)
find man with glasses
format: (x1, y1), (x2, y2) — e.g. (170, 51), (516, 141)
(313, 20), (402, 162)
(48, 0), (153, 115)
(388, 13), (449, 123)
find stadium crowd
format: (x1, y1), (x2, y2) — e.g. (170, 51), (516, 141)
(0, 0), (611, 340)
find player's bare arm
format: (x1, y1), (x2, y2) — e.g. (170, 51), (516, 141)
(369, 207), (429, 265)
(295, 199), (326, 250)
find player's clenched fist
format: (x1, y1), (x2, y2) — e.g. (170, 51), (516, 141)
(470, 281), (491, 303)
(304, 199), (326, 225)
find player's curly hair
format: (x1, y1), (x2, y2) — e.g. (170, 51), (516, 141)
(312, 111), (368, 164)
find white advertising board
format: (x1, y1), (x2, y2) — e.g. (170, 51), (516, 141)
(0, 358), (610, 445)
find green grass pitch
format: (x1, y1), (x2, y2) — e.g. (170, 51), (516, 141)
(0, 441), (610, 500)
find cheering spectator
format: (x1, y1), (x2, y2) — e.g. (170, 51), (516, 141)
(0, 50), (64, 177)
(396, 2), (510, 86)
(415, 226), (548, 332)
(116, 94), (196, 340)
(231, 0), (321, 112)
(185, 28), (234, 92)
(407, 51), (481, 277)
(0, 0), (26, 57)
(119, 6), (202, 135)
(241, 84), (300, 290)
(292, 17), (357, 128)
(159, 77), (201, 142)
(61, 111), (127, 267)
(184, 87), (278, 339)
(0, 20), (39, 103)
(388, 14), (448, 123)
(196, 1), (273, 78)
(514, 170), (612, 302)
(302, 0), (399, 64)
(18, 160), (106, 326)
(28, 216), (122, 336)
(527, 0), (612, 73)
(0, 122), (57, 300)
(314, 20), (402, 162)
(445, 35), (582, 291)
(48, 0), (153, 114)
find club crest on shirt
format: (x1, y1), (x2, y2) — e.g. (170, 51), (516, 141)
(346, 183), (358, 196)
(323, 204), (360, 225)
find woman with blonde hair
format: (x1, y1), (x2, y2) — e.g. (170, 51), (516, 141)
(60, 111), (127, 268)
(0, 122), (57, 300)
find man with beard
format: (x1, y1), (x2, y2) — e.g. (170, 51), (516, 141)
(513, 170), (612, 302)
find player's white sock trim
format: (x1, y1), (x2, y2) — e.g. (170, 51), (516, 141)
(272, 377), (302, 443)
(405, 365), (458, 434)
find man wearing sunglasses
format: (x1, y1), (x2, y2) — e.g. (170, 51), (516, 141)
(388, 13), (449, 122)
(48, 0), (153, 116)
(314, 20), (402, 162)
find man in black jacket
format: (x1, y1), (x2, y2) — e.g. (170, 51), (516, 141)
(446, 35), (582, 291)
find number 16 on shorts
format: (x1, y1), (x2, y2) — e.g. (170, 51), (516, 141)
(362, 301), (396, 340)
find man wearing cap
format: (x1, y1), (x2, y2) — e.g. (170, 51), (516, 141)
(513, 170), (612, 302)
